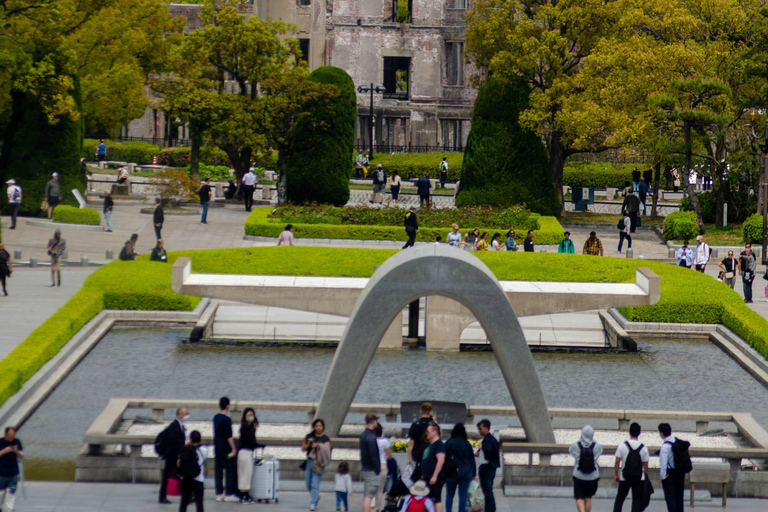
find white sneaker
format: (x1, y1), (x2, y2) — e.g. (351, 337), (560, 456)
(310, 506), (316, 511)
(216, 494), (224, 502)
(224, 495), (241, 503)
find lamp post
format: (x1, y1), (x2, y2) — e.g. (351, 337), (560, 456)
(357, 83), (386, 161)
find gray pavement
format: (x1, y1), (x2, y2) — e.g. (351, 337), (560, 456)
(11, 483), (768, 511)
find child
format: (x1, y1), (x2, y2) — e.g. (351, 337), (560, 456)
(399, 480), (435, 512)
(335, 461), (353, 512)
(434, 236), (442, 245)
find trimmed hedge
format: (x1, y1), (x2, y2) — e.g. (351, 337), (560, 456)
(563, 162), (637, 189)
(0, 261), (199, 407)
(369, 153), (464, 181)
(743, 213), (762, 244)
(82, 139), (231, 168)
(244, 207), (565, 244)
(662, 211), (699, 241)
(51, 205), (101, 225)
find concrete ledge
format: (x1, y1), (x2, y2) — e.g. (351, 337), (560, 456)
(599, 309), (635, 350)
(504, 484), (710, 501)
(25, 219), (105, 231)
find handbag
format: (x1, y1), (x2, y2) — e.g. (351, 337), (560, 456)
(41, 199), (49, 211)
(166, 477), (181, 496)
(298, 459), (307, 471)
(725, 272), (734, 279)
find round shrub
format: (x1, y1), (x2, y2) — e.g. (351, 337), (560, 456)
(662, 211), (699, 241)
(52, 205), (101, 225)
(285, 66), (354, 205)
(742, 213), (764, 244)
(456, 77), (559, 216)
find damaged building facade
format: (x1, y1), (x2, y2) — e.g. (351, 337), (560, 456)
(123, 0), (476, 151)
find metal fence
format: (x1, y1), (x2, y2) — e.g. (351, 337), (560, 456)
(354, 144), (464, 154)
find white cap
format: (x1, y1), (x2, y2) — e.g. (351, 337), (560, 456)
(52, 172), (59, 177)
(5, 179), (15, 185)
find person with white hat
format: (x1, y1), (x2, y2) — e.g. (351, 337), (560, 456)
(5, 179), (22, 229)
(45, 172), (60, 220)
(693, 235), (710, 273)
(399, 481), (436, 512)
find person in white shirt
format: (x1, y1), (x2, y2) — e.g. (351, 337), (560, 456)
(693, 235), (710, 273)
(5, 179), (21, 230)
(335, 462), (353, 512)
(613, 422), (650, 512)
(658, 423), (684, 512)
(618, 215), (632, 253)
(179, 430), (208, 512)
(676, 240), (693, 268)
(446, 224), (462, 248)
(372, 424), (392, 512)
(242, 168), (258, 211)
(277, 224), (294, 246)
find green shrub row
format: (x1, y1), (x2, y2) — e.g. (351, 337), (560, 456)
(743, 213), (762, 244)
(0, 261), (200, 407)
(368, 153), (464, 181)
(563, 162), (639, 189)
(245, 207), (564, 244)
(662, 211), (699, 241)
(51, 205), (101, 225)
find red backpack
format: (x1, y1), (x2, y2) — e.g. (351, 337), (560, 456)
(407, 496), (430, 512)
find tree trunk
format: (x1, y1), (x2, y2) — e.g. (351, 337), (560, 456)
(224, 146), (252, 192)
(651, 162), (661, 218)
(548, 130), (566, 217)
(189, 139), (201, 179)
(713, 164), (724, 227)
(277, 150), (287, 204)
(683, 121), (705, 232)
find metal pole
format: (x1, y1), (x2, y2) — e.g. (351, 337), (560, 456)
(763, 181), (767, 265)
(369, 83), (374, 161)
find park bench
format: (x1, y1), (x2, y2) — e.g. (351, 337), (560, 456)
(689, 463), (730, 508)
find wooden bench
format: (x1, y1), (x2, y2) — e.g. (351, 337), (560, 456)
(690, 463), (730, 508)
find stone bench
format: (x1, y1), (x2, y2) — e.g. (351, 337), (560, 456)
(690, 463), (730, 508)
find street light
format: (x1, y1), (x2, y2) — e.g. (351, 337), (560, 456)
(358, 83), (386, 161)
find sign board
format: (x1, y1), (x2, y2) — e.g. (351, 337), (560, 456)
(400, 401), (467, 429)
(71, 189), (86, 209)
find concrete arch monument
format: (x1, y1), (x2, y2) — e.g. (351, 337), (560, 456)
(315, 244), (557, 442)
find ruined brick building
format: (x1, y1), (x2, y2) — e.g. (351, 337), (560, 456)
(124, 0), (476, 151)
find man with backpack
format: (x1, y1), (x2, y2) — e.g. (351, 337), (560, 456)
(439, 157), (448, 188)
(371, 164), (387, 204)
(157, 407), (188, 504)
(613, 422), (650, 512)
(658, 423), (692, 512)
(178, 430), (208, 512)
(407, 403), (435, 479)
(5, 179), (21, 230)
(569, 425), (602, 512)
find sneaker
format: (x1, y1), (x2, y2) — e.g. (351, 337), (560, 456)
(241, 496), (254, 504)
(216, 495), (224, 502)
(224, 495), (241, 503)
(310, 506), (316, 511)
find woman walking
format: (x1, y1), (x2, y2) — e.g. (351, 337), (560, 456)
(302, 419), (331, 511)
(718, 251), (739, 289)
(390, 171), (402, 205)
(237, 408), (262, 503)
(490, 233), (502, 251)
(444, 424), (476, 512)
(618, 214), (632, 254)
(0, 242), (12, 296)
(476, 232), (489, 251)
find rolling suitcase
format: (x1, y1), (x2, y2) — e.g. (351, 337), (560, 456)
(251, 456), (280, 503)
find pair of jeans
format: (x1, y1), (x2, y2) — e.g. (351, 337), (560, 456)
(743, 276), (754, 302)
(305, 458), (323, 507)
(613, 477), (644, 512)
(201, 201), (209, 223)
(214, 452), (237, 496)
(633, 181), (639, 192)
(180, 478), (204, 512)
(445, 468), (473, 512)
(9, 204), (18, 229)
(641, 199), (646, 215)
(478, 464), (496, 512)
(154, 223), (162, 240)
(661, 471), (685, 512)
(104, 210), (112, 231)
(618, 232), (632, 252)
(336, 491), (349, 511)
(0, 474), (18, 512)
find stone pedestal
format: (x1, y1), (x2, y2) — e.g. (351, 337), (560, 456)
(379, 315), (403, 349)
(425, 296), (476, 351)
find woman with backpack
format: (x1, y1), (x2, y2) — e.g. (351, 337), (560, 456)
(569, 425), (602, 512)
(444, 424), (476, 512)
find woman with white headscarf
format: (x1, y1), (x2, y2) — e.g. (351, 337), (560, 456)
(569, 425), (603, 512)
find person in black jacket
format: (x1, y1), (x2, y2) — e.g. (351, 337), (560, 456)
(621, 191), (640, 233)
(237, 408), (263, 503)
(159, 407), (188, 504)
(103, 191), (114, 232)
(445, 423), (476, 512)
(153, 198), (164, 240)
(403, 206), (418, 249)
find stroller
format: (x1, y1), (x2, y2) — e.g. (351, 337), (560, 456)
(382, 458), (410, 512)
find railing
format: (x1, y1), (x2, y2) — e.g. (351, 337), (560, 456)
(354, 144), (465, 154)
(85, 135), (193, 147)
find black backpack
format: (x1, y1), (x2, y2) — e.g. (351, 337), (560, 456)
(666, 439), (693, 474)
(154, 426), (170, 456)
(577, 442), (596, 474)
(622, 442), (644, 479)
(178, 445), (201, 480)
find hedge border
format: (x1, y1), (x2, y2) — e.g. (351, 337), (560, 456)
(51, 205), (101, 225)
(244, 207), (565, 245)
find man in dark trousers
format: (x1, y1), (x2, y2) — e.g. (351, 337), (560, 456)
(621, 191), (640, 232)
(476, 419), (500, 512)
(213, 397), (239, 502)
(403, 206), (418, 249)
(159, 407), (188, 504)
(359, 413), (381, 512)
(524, 230), (535, 252)
(0, 426), (23, 512)
(658, 423), (685, 512)
(153, 198), (164, 240)
(643, 167), (653, 194)
(197, 178), (212, 224)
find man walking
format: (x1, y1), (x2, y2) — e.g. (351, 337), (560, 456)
(631, 167), (641, 193)
(583, 231), (604, 256)
(613, 422), (649, 512)
(5, 179), (21, 230)
(158, 407), (188, 504)
(676, 241), (693, 268)
(621, 189), (640, 232)
(178, 430), (207, 512)
(693, 235), (710, 273)
(360, 413), (381, 512)
(154, 198), (164, 239)
(740, 245), (756, 304)
(658, 423), (687, 512)
(103, 191), (114, 232)
(0, 427), (23, 512)
(47, 229), (65, 287)
(197, 178), (212, 224)
(475, 419), (499, 512)
(45, 172), (60, 220)
(403, 206), (418, 249)
(371, 164), (386, 204)
(439, 157), (448, 188)
(242, 168), (257, 211)
(213, 397), (239, 502)
(524, 230), (535, 252)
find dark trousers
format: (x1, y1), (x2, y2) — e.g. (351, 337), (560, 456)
(478, 464), (496, 512)
(155, 224), (162, 240)
(179, 478), (204, 512)
(618, 232), (632, 252)
(613, 477), (644, 512)
(214, 452), (237, 496)
(629, 212), (638, 233)
(10, 204), (18, 229)
(0, 273), (6, 293)
(243, 185), (254, 211)
(403, 228), (416, 249)
(159, 456), (176, 501)
(743, 277), (754, 302)
(440, 172), (447, 188)
(419, 194), (430, 207)
(661, 471), (685, 512)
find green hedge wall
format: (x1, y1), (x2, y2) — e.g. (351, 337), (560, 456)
(286, 67), (354, 205)
(244, 207), (564, 244)
(743, 213), (762, 243)
(52, 205), (101, 225)
(563, 162), (637, 189)
(662, 211), (699, 241)
(368, 153), (464, 181)
(82, 139), (234, 168)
